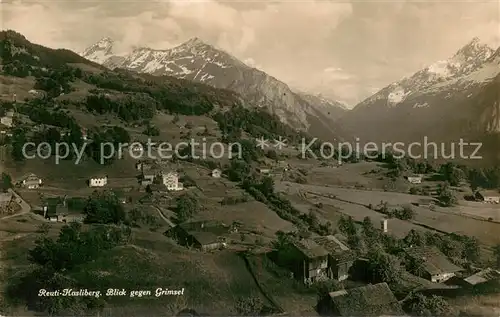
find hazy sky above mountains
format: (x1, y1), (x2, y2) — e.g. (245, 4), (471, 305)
(2, 0), (499, 107)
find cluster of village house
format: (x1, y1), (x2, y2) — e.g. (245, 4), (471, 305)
(168, 218), (464, 284)
(405, 175), (500, 204)
(167, 217), (500, 316)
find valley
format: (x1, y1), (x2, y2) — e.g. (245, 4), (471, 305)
(0, 24), (499, 317)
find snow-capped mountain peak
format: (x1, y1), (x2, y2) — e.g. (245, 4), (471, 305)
(182, 37), (205, 48)
(81, 36), (114, 64)
(358, 37), (496, 108)
(80, 37), (345, 136)
(341, 37), (500, 148)
(453, 37), (493, 60)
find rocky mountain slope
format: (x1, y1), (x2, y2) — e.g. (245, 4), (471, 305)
(340, 38), (500, 158)
(81, 37), (347, 138)
(296, 92), (349, 119)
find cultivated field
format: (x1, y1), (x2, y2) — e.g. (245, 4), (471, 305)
(277, 181), (500, 246)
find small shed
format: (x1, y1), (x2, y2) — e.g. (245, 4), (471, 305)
(211, 169), (222, 178)
(475, 190), (500, 203)
(317, 282), (404, 316)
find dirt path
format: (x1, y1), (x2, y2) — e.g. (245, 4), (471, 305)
(152, 205), (176, 228)
(240, 254), (285, 314)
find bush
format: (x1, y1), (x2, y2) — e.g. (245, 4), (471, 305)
(234, 296), (264, 316)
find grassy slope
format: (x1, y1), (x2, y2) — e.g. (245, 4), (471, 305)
(0, 30), (304, 316)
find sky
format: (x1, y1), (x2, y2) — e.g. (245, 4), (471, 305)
(2, 0), (499, 107)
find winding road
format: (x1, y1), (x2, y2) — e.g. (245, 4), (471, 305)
(0, 188), (32, 221)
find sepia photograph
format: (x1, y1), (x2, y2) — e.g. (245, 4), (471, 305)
(0, 0), (499, 316)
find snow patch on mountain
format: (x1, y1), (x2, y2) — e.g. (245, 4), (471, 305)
(355, 37), (497, 110)
(80, 37), (115, 64)
(387, 86), (410, 105)
(413, 102), (430, 108)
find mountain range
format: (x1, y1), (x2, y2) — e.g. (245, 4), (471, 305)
(81, 37), (348, 139)
(337, 38), (500, 162)
(82, 35), (499, 161)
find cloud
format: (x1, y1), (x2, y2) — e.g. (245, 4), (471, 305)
(323, 67), (353, 80)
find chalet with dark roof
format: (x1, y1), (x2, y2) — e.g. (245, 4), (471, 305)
(475, 190), (500, 203)
(405, 246), (463, 283)
(318, 283), (404, 316)
(314, 235), (356, 281)
(167, 220), (229, 251)
(289, 239), (329, 284)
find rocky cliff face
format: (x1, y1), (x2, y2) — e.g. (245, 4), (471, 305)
(81, 37), (347, 138)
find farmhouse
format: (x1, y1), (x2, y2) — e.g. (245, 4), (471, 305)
(0, 192), (13, 210)
(81, 128), (88, 141)
(406, 175), (423, 184)
(21, 174), (42, 189)
(44, 203), (84, 223)
(257, 167), (271, 175)
(405, 246), (463, 283)
(140, 163), (162, 183)
(275, 160), (290, 171)
(43, 203), (67, 222)
(211, 169), (221, 178)
(289, 239), (330, 284)
(168, 220), (229, 251)
(475, 190), (500, 203)
(314, 235), (356, 281)
(89, 176), (108, 187)
(136, 159), (154, 171)
(317, 283), (404, 316)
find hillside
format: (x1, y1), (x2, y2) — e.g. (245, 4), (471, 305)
(81, 37), (345, 139)
(0, 30), (314, 316)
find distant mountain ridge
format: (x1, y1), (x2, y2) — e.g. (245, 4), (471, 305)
(81, 37), (348, 138)
(355, 37), (496, 109)
(339, 37), (500, 162)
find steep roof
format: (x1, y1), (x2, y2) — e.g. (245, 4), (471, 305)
(314, 235), (356, 263)
(405, 246), (463, 276)
(328, 283), (404, 316)
(478, 190), (500, 197)
(292, 239), (329, 259)
(46, 204), (69, 216)
(177, 220), (229, 246)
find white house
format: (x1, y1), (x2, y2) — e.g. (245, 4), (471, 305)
(81, 128), (88, 141)
(162, 172), (183, 191)
(407, 175), (422, 184)
(0, 111), (14, 128)
(476, 190), (500, 203)
(257, 168), (271, 174)
(89, 176), (108, 187)
(22, 174), (42, 189)
(211, 169), (222, 178)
